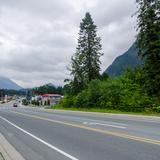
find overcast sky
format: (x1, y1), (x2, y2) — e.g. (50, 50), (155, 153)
(0, 0), (137, 88)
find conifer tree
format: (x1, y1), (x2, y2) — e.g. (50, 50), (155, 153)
(136, 0), (160, 96)
(69, 12), (103, 94)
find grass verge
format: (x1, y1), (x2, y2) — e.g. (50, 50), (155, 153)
(51, 105), (160, 117)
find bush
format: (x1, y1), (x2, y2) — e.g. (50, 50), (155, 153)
(58, 68), (160, 113)
(120, 78), (150, 112)
(31, 100), (40, 106)
(22, 99), (29, 106)
(153, 106), (160, 113)
(74, 90), (90, 108)
(85, 80), (102, 107)
(98, 78), (123, 109)
(60, 77), (154, 112)
(59, 95), (75, 108)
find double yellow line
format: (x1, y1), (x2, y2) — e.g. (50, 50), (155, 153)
(11, 110), (160, 146)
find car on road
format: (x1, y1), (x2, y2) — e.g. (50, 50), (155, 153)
(13, 103), (18, 107)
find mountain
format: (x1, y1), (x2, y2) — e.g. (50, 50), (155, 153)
(104, 43), (141, 76)
(0, 76), (22, 90)
(46, 83), (55, 87)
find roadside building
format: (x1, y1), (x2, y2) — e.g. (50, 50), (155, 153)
(41, 94), (62, 106)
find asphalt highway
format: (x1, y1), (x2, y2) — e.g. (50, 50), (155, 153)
(0, 102), (160, 160)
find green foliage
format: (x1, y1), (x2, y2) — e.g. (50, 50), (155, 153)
(120, 79), (152, 112)
(64, 79), (83, 95)
(59, 68), (160, 113)
(33, 84), (63, 95)
(99, 78), (123, 109)
(136, 0), (160, 97)
(31, 100), (40, 106)
(153, 106), (160, 113)
(59, 95), (75, 108)
(22, 99), (29, 106)
(79, 13), (103, 82)
(74, 90), (90, 108)
(66, 12), (103, 95)
(123, 67), (145, 85)
(60, 1), (160, 113)
(101, 72), (109, 81)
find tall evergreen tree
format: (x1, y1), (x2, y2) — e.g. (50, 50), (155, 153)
(68, 12), (103, 94)
(136, 0), (160, 97)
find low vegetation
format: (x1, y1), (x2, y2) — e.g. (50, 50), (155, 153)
(33, 84), (63, 95)
(56, 68), (160, 113)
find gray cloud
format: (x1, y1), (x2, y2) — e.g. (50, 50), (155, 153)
(0, 0), (137, 88)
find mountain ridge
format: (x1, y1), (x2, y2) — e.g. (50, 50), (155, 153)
(0, 76), (22, 90)
(104, 43), (141, 76)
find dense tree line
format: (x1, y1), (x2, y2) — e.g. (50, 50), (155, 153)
(33, 84), (63, 95)
(60, 68), (160, 112)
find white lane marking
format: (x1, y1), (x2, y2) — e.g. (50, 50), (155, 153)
(10, 108), (128, 127)
(83, 122), (127, 129)
(0, 116), (79, 160)
(80, 118), (128, 126)
(22, 109), (128, 126)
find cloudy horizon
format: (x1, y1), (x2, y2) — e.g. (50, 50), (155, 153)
(0, 0), (137, 88)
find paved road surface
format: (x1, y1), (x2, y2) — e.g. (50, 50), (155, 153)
(0, 102), (160, 160)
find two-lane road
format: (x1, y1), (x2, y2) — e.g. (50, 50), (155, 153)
(0, 103), (160, 160)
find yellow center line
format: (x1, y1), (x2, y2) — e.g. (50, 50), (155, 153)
(10, 110), (160, 146)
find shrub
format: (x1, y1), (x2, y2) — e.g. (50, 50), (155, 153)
(22, 99), (29, 106)
(74, 90), (90, 108)
(31, 100), (40, 106)
(59, 95), (75, 108)
(59, 68), (160, 113)
(87, 80), (102, 107)
(120, 76), (155, 112)
(99, 78), (123, 109)
(153, 106), (160, 113)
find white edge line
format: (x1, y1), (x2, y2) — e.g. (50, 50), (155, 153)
(0, 116), (79, 160)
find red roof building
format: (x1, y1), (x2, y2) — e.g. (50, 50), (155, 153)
(41, 94), (63, 106)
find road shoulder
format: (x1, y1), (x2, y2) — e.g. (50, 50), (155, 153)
(0, 133), (25, 160)
(50, 109), (160, 119)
